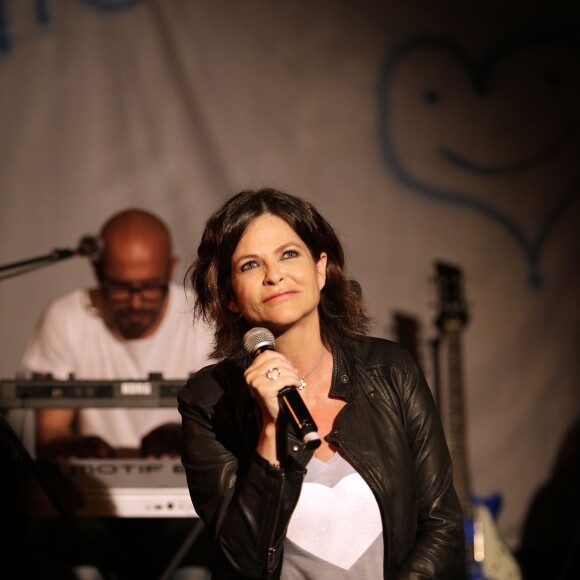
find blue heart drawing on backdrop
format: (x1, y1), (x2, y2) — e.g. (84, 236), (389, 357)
(378, 34), (580, 288)
(0, 0), (144, 54)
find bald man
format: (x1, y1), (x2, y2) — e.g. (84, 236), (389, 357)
(24, 208), (212, 459)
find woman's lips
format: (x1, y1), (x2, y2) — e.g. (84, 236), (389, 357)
(264, 290), (295, 303)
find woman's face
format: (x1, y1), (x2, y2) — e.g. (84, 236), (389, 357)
(229, 213), (327, 332)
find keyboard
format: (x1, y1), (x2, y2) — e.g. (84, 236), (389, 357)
(33, 458), (199, 518)
(0, 376), (187, 408)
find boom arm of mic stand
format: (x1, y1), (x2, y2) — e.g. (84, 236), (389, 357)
(0, 248), (76, 282)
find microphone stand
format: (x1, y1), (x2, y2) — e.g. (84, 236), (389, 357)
(0, 237), (112, 578)
(0, 247), (78, 282)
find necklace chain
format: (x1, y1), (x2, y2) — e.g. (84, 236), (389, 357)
(298, 347), (326, 390)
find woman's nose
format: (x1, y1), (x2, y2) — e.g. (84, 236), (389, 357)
(264, 264), (284, 285)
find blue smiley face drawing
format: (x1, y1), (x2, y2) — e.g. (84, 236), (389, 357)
(378, 34), (580, 287)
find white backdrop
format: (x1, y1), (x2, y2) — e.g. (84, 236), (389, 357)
(1, 0), (579, 552)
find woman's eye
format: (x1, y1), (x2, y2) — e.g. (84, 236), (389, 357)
(282, 249), (299, 259)
(240, 260), (259, 272)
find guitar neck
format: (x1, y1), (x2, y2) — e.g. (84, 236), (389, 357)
(433, 263), (522, 580)
(434, 262), (472, 519)
(439, 325), (472, 520)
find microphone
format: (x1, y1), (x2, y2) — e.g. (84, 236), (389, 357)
(75, 236), (102, 261)
(0, 235), (103, 280)
(243, 327), (321, 450)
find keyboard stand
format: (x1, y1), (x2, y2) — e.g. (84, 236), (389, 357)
(0, 414), (116, 579)
(1, 415), (205, 579)
(159, 519), (206, 580)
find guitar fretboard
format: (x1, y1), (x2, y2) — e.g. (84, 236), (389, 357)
(439, 325), (472, 521)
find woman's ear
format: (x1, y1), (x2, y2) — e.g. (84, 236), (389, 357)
(317, 252), (328, 290)
(228, 296), (241, 314)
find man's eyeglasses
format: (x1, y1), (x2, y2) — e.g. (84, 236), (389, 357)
(100, 280), (169, 302)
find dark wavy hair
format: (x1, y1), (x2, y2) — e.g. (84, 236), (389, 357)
(188, 188), (371, 359)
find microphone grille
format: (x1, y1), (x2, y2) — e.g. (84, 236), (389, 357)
(77, 236), (102, 261)
(243, 327), (275, 355)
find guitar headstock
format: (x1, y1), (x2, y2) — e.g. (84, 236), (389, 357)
(435, 262), (469, 331)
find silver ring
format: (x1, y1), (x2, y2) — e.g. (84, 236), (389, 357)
(266, 367), (281, 380)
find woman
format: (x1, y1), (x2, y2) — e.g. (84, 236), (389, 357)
(178, 188), (464, 579)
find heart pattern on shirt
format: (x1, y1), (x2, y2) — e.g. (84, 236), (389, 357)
(286, 473), (382, 569)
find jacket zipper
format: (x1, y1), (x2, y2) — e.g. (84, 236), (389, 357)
(266, 472), (285, 577)
(267, 460), (308, 578)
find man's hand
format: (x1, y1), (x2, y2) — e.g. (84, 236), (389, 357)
(36, 435), (116, 460)
(140, 422), (182, 459)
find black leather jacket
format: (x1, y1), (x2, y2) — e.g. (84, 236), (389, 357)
(178, 336), (465, 579)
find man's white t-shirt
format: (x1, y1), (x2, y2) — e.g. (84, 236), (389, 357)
(23, 283), (213, 449)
